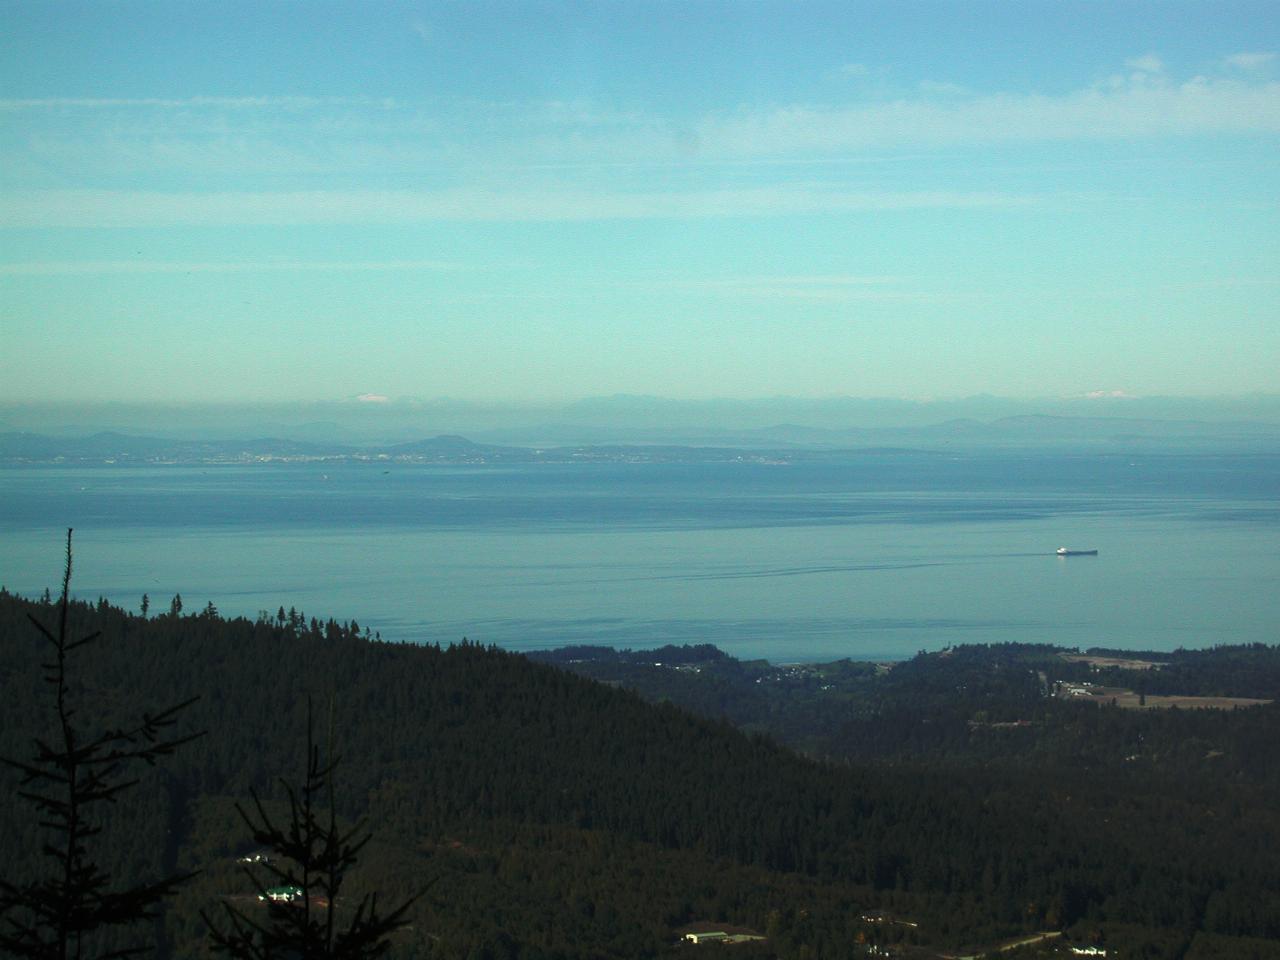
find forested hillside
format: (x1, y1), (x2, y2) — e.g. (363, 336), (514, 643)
(533, 642), (1280, 774)
(3, 589), (1279, 959)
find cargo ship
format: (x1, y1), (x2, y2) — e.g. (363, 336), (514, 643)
(1056, 547), (1098, 556)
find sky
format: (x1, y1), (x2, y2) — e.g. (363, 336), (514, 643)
(1, 1), (1278, 405)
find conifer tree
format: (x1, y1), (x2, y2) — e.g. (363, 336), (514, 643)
(0, 530), (201, 959)
(204, 701), (423, 960)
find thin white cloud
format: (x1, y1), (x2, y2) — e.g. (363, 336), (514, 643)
(710, 287), (937, 303)
(1125, 53), (1164, 74)
(1224, 51), (1277, 73)
(917, 80), (968, 96)
(675, 275), (901, 289)
(0, 95), (394, 111)
(658, 275), (936, 303)
(0, 187), (1035, 228)
(409, 19), (433, 44)
(0, 259), (460, 275)
(2, 59), (1275, 180)
(697, 74), (1280, 156)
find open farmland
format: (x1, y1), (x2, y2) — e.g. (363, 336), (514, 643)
(1055, 683), (1271, 710)
(1060, 654), (1168, 671)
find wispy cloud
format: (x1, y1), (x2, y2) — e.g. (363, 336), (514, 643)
(657, 275), (936, 303)
(917, 80), (969, 97)
(0, 187), (1034, 228)
(5, 60), (1274, 195)
(409, 19), (433, 44)
(0, 259), (461, 275)
(1124, 53), (1164, 74)
(696, 73), (1280, 156)
(4, 59), (1275, 179)
(1223, 51), (1277, 73)
(0, 95), (395, 111)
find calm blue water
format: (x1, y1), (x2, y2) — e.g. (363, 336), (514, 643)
(1, 453), (1276, 661)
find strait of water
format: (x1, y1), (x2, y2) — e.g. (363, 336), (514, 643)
(1, 452), (1276, 661)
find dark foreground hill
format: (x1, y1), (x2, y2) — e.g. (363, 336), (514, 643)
(3, 591), (1280, 959)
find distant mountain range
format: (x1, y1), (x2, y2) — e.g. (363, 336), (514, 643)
(4, 394), (1280, 448)
(3, 413), (1279, 464)
(737, 413), (1280, 449)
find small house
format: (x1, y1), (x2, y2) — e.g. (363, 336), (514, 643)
(684, 931), (728, 944)
(259, 885), (303, 903)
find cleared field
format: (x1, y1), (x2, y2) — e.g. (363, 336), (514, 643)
(1061, 654), (1167, 671)
(1061, 684), (1271, 710)
(1126, 693), (1272, 710)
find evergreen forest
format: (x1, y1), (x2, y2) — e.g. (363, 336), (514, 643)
(2, 582), (1279, 959)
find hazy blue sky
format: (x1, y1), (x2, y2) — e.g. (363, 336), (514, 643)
(2, 1), (1277, 404)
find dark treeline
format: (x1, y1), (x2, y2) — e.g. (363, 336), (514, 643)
(537, 642), (1280, 775)
(3, 590), (1280, 959)
(1081, 645), (1280, 700)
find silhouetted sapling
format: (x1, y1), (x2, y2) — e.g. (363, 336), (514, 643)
(0, 529), (202, 960)
(204, 700), (423, 960)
